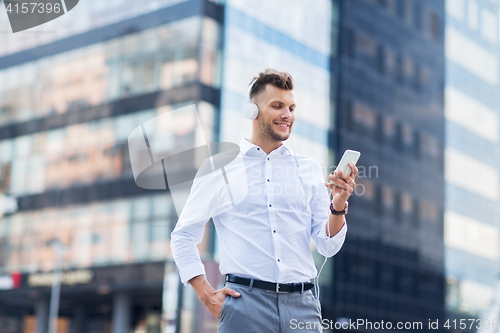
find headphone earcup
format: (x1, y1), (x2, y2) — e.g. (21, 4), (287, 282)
(243, 103), (259, 120)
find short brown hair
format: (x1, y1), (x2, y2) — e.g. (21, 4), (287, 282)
(249, 69), (294, 101)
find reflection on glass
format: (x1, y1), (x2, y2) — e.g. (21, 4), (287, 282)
(0, 194), (184, 274)
(0, 0), (192, 57)
(0, 101), (216, 196)
(0, 17), (209, 126)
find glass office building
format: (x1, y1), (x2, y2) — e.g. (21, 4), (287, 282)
(0, 0), (450, 332)
(329, 0), (446, 328)
(0, 0), (224, 332)
(444, 0), (500, 325)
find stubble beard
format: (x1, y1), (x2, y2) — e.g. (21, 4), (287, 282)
(259, 117), (291, 142)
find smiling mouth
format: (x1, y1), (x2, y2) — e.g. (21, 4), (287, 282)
(274, 123), (290, 129)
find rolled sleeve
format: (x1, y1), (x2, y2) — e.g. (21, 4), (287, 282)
(170, 159), (219, 286)
(310, 161), (348, 257)
(315, 220), (347, 257)
(171, 221), (208, 286)
(179, 262), (206, 285)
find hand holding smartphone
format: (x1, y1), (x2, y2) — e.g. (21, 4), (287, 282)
(332, 149), (361, 182)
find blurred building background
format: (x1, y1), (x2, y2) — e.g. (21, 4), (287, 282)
(0, 0), (224, 332)
(444, 0), (500, 328)
(0, 0), (495, 333)
(331, 0), (446, 328)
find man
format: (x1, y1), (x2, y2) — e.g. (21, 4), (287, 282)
(171, 69), (358, 332)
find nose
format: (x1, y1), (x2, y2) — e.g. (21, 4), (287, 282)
(281, 107), (292, 119)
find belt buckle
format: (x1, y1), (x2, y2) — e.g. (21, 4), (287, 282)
(275, 283), (288, 293)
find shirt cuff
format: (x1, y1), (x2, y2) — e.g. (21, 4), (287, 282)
(319, 220), (347, 240)
(316, 221), (348, 257)
(179, 261), (206, 286)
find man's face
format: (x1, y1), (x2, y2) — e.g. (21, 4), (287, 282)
(254, 84), (296, 142)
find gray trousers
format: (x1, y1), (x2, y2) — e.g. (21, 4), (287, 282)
(218, 281), (323, 333)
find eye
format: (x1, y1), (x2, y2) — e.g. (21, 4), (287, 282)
(273, 105), (281, 109)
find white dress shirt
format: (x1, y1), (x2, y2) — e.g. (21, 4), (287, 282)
(170, 137), (348, 286)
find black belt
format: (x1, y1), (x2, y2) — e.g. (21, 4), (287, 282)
(225, 274), (314, 293)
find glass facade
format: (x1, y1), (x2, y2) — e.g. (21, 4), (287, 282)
(444, 0), (500, 321)
(0, 0), (190, 56)
(0, 16), (222, 126)
(331, 0), (446, 327)
(0, 194), (177, 273)
(0, 102), (217, 196)
(0, 1), (223, 332)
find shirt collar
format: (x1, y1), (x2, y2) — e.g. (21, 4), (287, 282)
(239, 137), (292, 156)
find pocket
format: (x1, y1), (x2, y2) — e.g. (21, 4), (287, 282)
(219, 294), (230, 321)
(309, 294), (322, 314)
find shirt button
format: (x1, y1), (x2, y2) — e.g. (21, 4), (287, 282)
(277, 259), (280, 262)
(269, 204), (272, 207)
(267, 179), (269, 182)
(257, 148), (260, 150)
(267, 158), (269, 160)
(273, 230), (276, 233)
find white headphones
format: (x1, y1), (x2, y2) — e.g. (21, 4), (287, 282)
(243, 79), (259, 119)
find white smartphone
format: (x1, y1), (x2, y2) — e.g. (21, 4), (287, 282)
(332, 149), (361, 180)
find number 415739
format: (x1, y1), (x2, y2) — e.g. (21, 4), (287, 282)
(5, 2), (62, 14)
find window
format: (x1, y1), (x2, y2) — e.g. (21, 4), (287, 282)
(445, 148), (499, 200)
(384, 47), (397, 74)
(355, 31), (377, 58)
(383, 116), (396, 138)
(0, 163), (11, 192)
(353, 102), (377, 129)
(420, 201), (439, 222)
(401, 123), (414, 146)
(446, 0), (465, 21)
(376, 45), (384, 73)
(401, 191), (413, 215)
(382, 185), (395, 215)
(132, 196), (151, 221)
(420, 132), (440, 158)
(481, 8), (497, 44)
(356, 178), (375, 201)
(396, 0), (405, 18)
(382, 0), (397, 15)
(429, 12), (441, 40)
(468, 0), (479, 30)
(403, 56), (415, 80)
(143, 56), (158, 93)
(445, 211), (499, 260)
(418, 66), (431, 90)
(396, 54), (404, 82)
(445, 86), (499, 143)
(414, 2), (422, 29)
(403, 0), (415, 26)
(414, 63), (422, 91)
(456, 279), (495, 315)
(446, 27), (498, 85)
(132, 221), (149, 260)
(152, 194), (171, 219)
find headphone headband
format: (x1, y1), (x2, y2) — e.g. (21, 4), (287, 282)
(247, 79), (258, 102)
